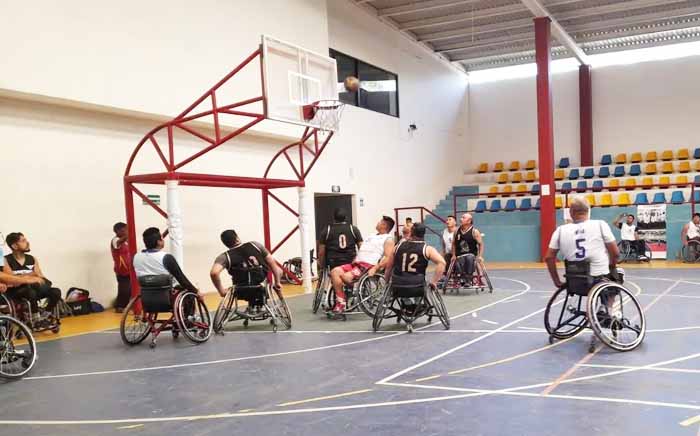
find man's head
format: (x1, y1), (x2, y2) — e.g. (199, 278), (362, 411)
(446, 215), (456, 229)
(333, 208), (347, 223)
(411, 223), (427, 240)
(376, 215), (395, 234)
(405, 217), (413, 227)
(142, 227), (164, 250)
(569, 196), (590, 222)
(460, 213), (473, 227)
(402, 226), (411, 240)
(626, 214), (635, 225)
(692, 213), (700, 225)
(5, 233), (29, 253)
(220, 229), (240, 248)
(113, 222), (128, 238)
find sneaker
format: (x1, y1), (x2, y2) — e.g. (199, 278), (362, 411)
(332, 301), (346, 314)
(596, 310), (612, 329)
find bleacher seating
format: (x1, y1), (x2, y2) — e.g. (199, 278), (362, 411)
(576, 181), (587, 192)
(532, 184), (540, 195)
(516, 184), (527, 195)
(646, 151), (658, 162)
(509, 161), (520, 171)
(641, 177), (653, 188)
(586, 194), (596, 206)
(624, 178), (636, 190)
(662, 162), (674, 173)
(475, 200), (487, 212)
(554, 169), (565, 180)
(534, 198), (540, 209)
(629, 164), (641, 176)
(600, 154), (612, 165)
(678, 148), (690, 160)
(504, 199), (517, 211)
(614, 166), (625, 177)
(494, 162), (504, 172)
(615, 153), (627, 164)
(608, 179), (620, 190)
(520, 198), (532, 210)
(478, 163), (488, 173)
(630, 152), (642, 163)
(616, 193), (631, 206)
(525, 160), (536, 170)
(652, 192), (666, 204)
(645, 163), (657, 174)
(583, 168), (594, 179)
(568, 168), (580, 180)
(671, 191), (684, 204)
(512, 172), (522, 183)
(661, 150), (674, 161)
(592, 180), (603, 192)
(598, 167), (610, 178)
(490, 199), (502, 211)
(695, 148), (700, 160)
(600, 193), (613, 206)
(525, 171), (537, 182)
(559, 157), (570, 168)
(634, 192), (649, 204)
(503, 185), (513, 195)
(497, 173), (508, 184)
(695, 175), (700, 186)
(679, 161), (691, 173)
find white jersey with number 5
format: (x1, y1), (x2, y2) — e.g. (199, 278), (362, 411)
(548, 219), (616, 276)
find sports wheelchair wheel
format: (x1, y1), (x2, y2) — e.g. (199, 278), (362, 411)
(213, 289), (235, 334)
(476, 260), (493, 293)
(587, 282), (645, 351)
(175, 292), (212, 344)
(372, 287), (393, 332)
(440, 258), (457, 295)
(268, 286), (292, 330)
(617, 240), (632, 263)
(312, 269), (328, 314)
(682, 240), (700, 263)
(120, 295), (151, 346)
(427, 285), (450, 330)
(0, 294), (15, 317)
(358, 274), (386, 317)
(0, 316), (36, 379)
(544, 286), (588, 340)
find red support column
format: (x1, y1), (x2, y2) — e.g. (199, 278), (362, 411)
(262, 188), (272, 250)
(535, 17), (556, 260)
(579, 64), (593, 167)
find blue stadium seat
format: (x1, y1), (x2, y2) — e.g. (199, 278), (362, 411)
(694, 191), (700, 204)
(519, 198), (532, 210)
(671, 191), (685, 204)
(558, 157), (570, 168)
(592, 180), (603, 192)
(695, 148), (700, 160)
(475, 200), (487, 213)
(531, 184), (540, 195)
(694, 175), (700, 186)
(576, 181), (587, 192)
(600, 154), (612, 165)
(614, 166), (625, 177)
(629, 164), (641, 176)
(583, 168), (594, 179)
(489, 199), (502, 212)
(504, 199), (517, 211)
(652, 192), (666, 204)
(598, 166), (610, 178)
(634, 193), (649, 205)
(534, 198), (541, 210)
(568, 168), (580, 180)
(561, 182), (572, 192)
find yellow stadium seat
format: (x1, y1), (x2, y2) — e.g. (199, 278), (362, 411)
(494, 162), (504, 172)
(615, 193), (631, 206)
(630, 152), (642, 163)
(695, 160), (700, 172)
(585, 194), (596, 206)
(661, 162), (674, 173)
(525, 160), (536, 170)
(641, 177), (653, 188)
(675, 175), (689, 186)
(555, 169), (565, 180)
(624, 178), (636, 190)
(488, 186), (499, 196)
(659, 176), (670, 187)
(478, 163), (489, 173)
(615, 153), (627, 164)
(608, 179), (620, 190)
(678, 148), (690, 160)
(679, 161), (691, 173)
(525, 171), (537, 182)
(497, 173), (508, 184)
(644, 163), (657, 174)
(511, 172), (522, 183)
(600, 193), (613, 207)
(509, 161), (520, 171)
(516, 184), (527, 195)
(661, 150), (674, 161)
(555, 196), (563, 209)
(645, 151), (658, 162)
(502, 185), (513, 195)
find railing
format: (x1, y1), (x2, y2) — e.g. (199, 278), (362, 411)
(453, 181), (698, 216)
(394, 206), (447, 240)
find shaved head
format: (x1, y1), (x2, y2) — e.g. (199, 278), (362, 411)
(460, 213), (473, 227)
(569, 196), (590, 222)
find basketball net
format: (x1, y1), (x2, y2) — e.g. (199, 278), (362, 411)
(302, 100), (345, 134)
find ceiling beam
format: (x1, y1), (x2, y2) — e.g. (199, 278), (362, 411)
(399, 3), (530, 31)
(378, 0), (484, 18)
(520, 0), (583, 64)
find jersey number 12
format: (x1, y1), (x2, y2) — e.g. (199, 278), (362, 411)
(401, 253), (418, 272)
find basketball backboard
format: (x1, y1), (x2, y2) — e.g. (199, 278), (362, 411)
(261, 35), (339, 131)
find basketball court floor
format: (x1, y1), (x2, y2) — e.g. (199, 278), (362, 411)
(2, 267), (699, 436)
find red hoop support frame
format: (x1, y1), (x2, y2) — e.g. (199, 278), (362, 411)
(124, 48), (335, 302)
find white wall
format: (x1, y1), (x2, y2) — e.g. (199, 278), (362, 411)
(0, 0), (468, 305)
(466, 54), (700, 172)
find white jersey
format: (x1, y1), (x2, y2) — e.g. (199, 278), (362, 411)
(442, 229), (455, 253)
(356, 233), (392, 265)
(548, 219), (616, 276)
(688, 221), (700, 239)
(618, 222), (637, 241)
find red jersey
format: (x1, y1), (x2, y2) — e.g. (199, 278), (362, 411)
(111, 237), (131, 276)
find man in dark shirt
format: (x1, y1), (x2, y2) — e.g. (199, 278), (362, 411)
(317, 208), (363, 270)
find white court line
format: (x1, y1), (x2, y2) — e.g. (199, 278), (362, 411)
(481, 320), (499, 325)
(578, 363), (700, 374)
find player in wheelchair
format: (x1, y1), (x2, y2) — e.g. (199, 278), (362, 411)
(120, 227), (212, 348)
(325, 215), (394, 320)
(373, 223), (450, 332)
(681, 213), (700, 262)
(210, 229), (291, 333)
(613, 213), (650, 262)
(440, 213), (492, 294)
(544, 197), (646, 352)
(0, 272), (39, 379)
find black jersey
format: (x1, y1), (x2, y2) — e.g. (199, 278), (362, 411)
(391, 240), (429, 287)
(4, 254), (36, 275)
(215, 242), (270, 286)
(319, 223), (362, 266)
(454, 226), (479, 256)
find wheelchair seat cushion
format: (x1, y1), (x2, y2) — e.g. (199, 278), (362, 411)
(391, 285), (425, 298)
(230, 266), (267, 287)
(564, 260), (594, 296)
(138, 274), (174, 313)
(234, 285), (266, 305)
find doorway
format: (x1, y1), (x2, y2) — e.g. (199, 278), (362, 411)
(314, 194), (354, 237)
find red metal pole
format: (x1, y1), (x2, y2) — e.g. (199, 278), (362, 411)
(123, 181), (142, 313)
(262, 189), (272, 250)
(535, 17), (556, 260)
(579, 64), (593, 167)
(394, 208), (400, 240)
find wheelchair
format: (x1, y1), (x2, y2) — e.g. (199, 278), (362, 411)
(281, 257), (303, 284)
(544, 261), (645, 353)
(372, 282), (450, 333)
(0, 314), (37, 379)
(312, 265), (386, 320)
(120, 275), (212, 348)
(212, 266), (292, 333)
(0, 291), (60, 335)
(440, 254), (493, 295)
(682, 239), (700, 263)
(617, 240), (651, 263)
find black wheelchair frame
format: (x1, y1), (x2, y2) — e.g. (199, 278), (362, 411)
(440, 255), (493, 295)
(0, 314), (37, 379)
(372, 282), (450, 333)
(617, 239), (651, 263)
(682, 239), (700, 263)
(312, 266), (385, 320)
(213, 277), (292, 333)
(0, 292), (60, 335)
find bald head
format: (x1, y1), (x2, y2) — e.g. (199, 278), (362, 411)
(569, 196), (590, 222)
(460, 213), (473, 228)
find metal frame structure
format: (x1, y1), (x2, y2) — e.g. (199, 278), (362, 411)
(124, 46), (336, 301)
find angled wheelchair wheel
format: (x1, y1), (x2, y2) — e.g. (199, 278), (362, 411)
(440, 258), (457, 295)
(213, 289), (235, 334)
(0, 294), (15, 317)
(268, 286), (292, 330)
(682, 241), (700, 263)
(0, 316), (37, 379)
(587, 282), (645, 352)
(175, 292), (212, 344)
(358, 274), (386, 317)
(120, 295), (151, 346)
(544, 287), (587, 340)
(617, 240), (632, 263)
(477, 260), (493, 293)
(428, 285), (450, 330)
(372, 287), (394, 332)
(312, 270), (328, 314)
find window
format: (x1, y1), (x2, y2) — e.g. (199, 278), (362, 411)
(330, 49), (399, 117)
